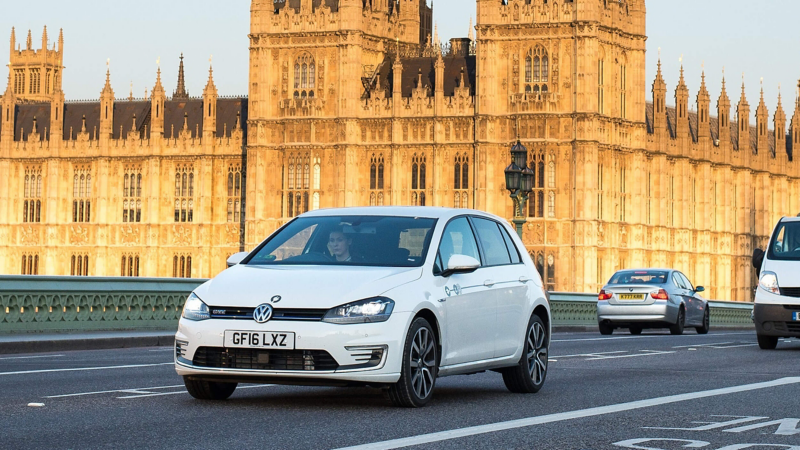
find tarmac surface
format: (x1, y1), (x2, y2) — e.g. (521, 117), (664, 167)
(1, 330), (798, 450)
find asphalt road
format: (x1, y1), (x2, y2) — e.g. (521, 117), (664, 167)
(1, 330), (798, 450)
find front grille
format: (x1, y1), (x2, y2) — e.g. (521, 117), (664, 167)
(780, 287), (800, 298)
(782, 304), (800, 310)
(787, 323), (800, 333)
(192, 347), (338, 371)
(209, 307), (327, 321)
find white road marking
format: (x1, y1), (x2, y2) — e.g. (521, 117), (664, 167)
(673, 342), (734, 348)
(148, 348), (174, 352)
(551, 351), (627, 359)
(332, 377), (800, 450)
(0, 362), (173, 376)
(117, 384), (273, 399)
(586, 350), (675, 360)
(0, 354), (65, 360)
(27, 403), (45, 407)
(45, 385), (185, 398)
(552, 332), (751, 343)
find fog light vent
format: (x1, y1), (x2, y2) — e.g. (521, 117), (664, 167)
(175, 340), (189, 359)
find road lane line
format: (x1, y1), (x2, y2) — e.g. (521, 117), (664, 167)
(708, 344), (758, 349)
(0, 354), (66, 360)
(673, 342), (734, 348)
(331, 377), (800, 450)
(551, 351), (626, 359)
(45, 385), (185, 398)
(117, 384), (274, 399)
(586, 350), (675, 360)
(552, 332), (751, 343)
(0, 362), (173, 376)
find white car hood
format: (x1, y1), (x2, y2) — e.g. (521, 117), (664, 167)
(764, 259), (800, 288)
(194, 264), (423, 309)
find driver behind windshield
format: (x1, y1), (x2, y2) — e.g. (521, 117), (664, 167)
(328, 228), (354, 262)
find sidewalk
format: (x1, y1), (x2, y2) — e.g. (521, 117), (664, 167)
(0, 330), (176, 355)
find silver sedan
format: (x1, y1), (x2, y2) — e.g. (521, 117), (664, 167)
(597, 268), (710, 335)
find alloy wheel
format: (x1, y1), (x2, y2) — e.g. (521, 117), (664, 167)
(409, 326), (436, 400)
(526, 321), (548, 385)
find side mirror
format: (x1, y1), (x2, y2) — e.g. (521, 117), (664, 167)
(226, 252), (249, 268)
(441, 254), (481, 277)
(695, 286), (705, 293)
(752, 248), (765, 275)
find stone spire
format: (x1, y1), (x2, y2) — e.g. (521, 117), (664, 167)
(41, 26), (47, 50)
(736, 75), (750, 153)
(652, 50), (667, 136)
(775, 84), (786, 158)
(100, 61), (115, 139)
(26, 29), (32, 50)
(675, 57), (689, 139)
(151, 61), (166, 137)
(468, 17), (474, 41)
(755, 78), (769, 155)
(717, 69), (731, 149)
(10, 27), (15, 56)
(58, 28), (63, 52)
(173, 53), (189, 99)
(433, 23), (440, 46)
(202, 59), (218, 139)
(697, 65), (711, 142)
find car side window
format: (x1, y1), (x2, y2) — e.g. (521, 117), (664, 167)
(679, 273), (694, 291)
(437, 217), (481, 271)
(672, 274), (686, 289)
(471, 217), (512, 266)
(499, 224), (522, 264)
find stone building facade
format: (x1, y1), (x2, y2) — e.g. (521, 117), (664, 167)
(2, 0), (799, 301)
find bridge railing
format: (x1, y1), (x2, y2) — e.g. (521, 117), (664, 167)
(0, 276), (755, 333)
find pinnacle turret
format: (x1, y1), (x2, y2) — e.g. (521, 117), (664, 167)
(10, 27), (15, 55)
(26, 29), (31, 50)
(173, 53), (189, 99)
(41, 26), (47, 50)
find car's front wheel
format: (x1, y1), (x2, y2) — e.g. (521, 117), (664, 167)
(502, 314), (548, 394)
(386, 317), (438, 407)
(695, 307), (710, 334)
(183, 377), (237, 400)
(757, 334), (779, 350)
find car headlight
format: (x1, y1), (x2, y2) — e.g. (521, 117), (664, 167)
(182, 292), (210, 321)
(322, 297), (395, 324)
(759, 271), (780, 295)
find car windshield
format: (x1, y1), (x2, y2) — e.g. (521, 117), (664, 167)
(246, 215), (437, 267)
(608, 270), (668, 285)
(768, 221), (800, 261)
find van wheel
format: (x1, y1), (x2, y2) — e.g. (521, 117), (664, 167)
(695, 307), (710, 334)
(502, 314), (548, 394)
(629, 327), (643, 335)
(183, 377), (237, 400)
(670, 308), (685, 335)
(757, 334), (779, 350)
(599, 322), (613, 335)
(386, 317), (438, 407)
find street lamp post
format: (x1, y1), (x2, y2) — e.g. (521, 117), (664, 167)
(504, 140), (534, 239)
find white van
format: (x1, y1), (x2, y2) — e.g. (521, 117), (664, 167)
(752, 215), (800, 349)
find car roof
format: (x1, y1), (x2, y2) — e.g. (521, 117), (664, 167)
(614, 268), (675, 273)
(299, 206), (505, 222)
(779, 216), (800, 223)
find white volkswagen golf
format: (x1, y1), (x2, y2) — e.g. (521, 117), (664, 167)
(175, 207), (551, 407)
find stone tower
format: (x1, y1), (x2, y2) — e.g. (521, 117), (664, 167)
(7, 27), (64, 103)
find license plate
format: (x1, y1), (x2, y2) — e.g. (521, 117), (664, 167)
(619, 294), (645, 301)
(793, 312), (800, 321)
(224, 331), (296, 350)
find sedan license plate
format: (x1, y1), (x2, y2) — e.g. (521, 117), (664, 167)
(618, 294), (645, 301)
(224, 331), (295, 350)
(793, 312), (800, 321)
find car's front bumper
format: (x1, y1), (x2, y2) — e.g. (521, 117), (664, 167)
(174, 312), (412, 385)
(753, 303), (800, 338)
(597, 300), (677, 326)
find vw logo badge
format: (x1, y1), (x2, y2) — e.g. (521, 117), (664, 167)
(629, 288), (634, 292)
(253, 304), (273, 323)
(271, 295), (282, 303)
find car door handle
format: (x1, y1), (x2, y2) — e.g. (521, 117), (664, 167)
(484, 279), (495, 287)
(519, 276), (530, 283)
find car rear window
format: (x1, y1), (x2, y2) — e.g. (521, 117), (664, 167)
(608, 270), (668, 285)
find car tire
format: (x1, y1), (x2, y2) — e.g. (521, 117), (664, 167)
(386, 317), (438, 407)
(757, 334), (779, 350)
(629, 327), (643, 335)
(183, 377), (237, 400)
(695, 307), (710, 335)
(502, 314), (549, 394)
(599, 322), (613, 335)
(669, 307), (685, 335)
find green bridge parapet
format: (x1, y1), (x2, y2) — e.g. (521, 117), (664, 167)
(0, 276), (755, 333)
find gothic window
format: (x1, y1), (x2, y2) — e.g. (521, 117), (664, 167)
(23, 167), (42, 223)
(30, 69), (41, 95)
(454, 153), (469, 208)
(527, 152), (546, 218)
(14, 70), (24, 94)
(411, 154), (426, 206)
(285, 153), (311, 217)
(620, 62), (627, 119)
(293, 54), (316, 99)
(174, 165), (194, 223)
(72, 167), (92, 223)
(121, 254), (140, 277)
(122, 168), (142, 223)
(525, 47), (549, 93)
(597, 162), (604, 220)
(619, 164), (627, 222)
(70, 254), (89, 276)
(227, 165), (245, 223)
(598, 58), (605, 115)
(173, 254), (192, 278)
(369, 153), (385, 195)
(45, 70), (51, 95)
(21, 254), (39, 275)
